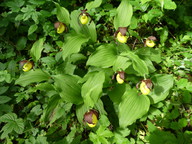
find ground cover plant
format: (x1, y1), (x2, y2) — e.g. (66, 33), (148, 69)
(0, 0), (192, 143)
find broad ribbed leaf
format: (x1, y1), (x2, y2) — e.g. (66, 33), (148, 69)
(81, 71), (105, 107)
(135, 47), (161, 63)
(87, 44), (117, 68)
(122, 51), (148, 76)
(149, 74), (174, 103)
(114, 0), (133, 29)
(62, 34), (89, 60)
(108, 84), (126, 104)
(113, 56), (131, 71)
(119, 89), (150, 127)
(85, 0), (102, 10)
(53, 74), (83, 105)
(70, 10), (81, 33)
(30, 38), (45, 62)
(15, 69), (50, 87)
(81, 22), (97, 42)
(76, 103), (89, 124)
(55, 3), (70, 25)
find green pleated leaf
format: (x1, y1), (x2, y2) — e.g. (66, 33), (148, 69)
(30, 38), (45, 62)
(135, 47), (162, 63)
(55, 2), (70, 25)
(81, 21), (97, 42)
(70, 10), (97, 42)
(108, 84), (126, 104)
(149, 74), (174, 104)
(113, 56), (131, 72)
(87, 44), (117, 68)
(121, 51), (148, 76)
(85, 0), (102, 10)
(76, 103), (90, 124)
(113, 0), (133, 29)
(53, 74), (83, 105)
(81, 71), (105, 107)
(119, 89), (150, 127)
(15, 69), (50, 87)
(62, 34), (89, 60)
(70, 10), (81, 33)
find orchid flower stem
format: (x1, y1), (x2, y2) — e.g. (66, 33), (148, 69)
(144, 74), (146, 80)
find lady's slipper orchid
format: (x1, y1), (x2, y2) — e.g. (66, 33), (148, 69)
(145, 36), (157, 48)
(79, 9), (90, 25)
(116, 71), (125, 84)
(54, 22), (65, 34)
(80, 14), (89, 25)
(84, 109), (99, 128)
(114, 27), (128, 43)
(20, 60), (33, 72)
(137, 79), (153, 95)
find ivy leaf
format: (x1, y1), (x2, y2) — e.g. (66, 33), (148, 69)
(53, 74), (83, 105)
(81, 71), (105, 107)
(118, 89), (150, 127)
(62, 33), (89, 60)
(16, 36), (27, 50)
(85, 0), (102, 10)
(161, 0), (177, 10)
(149, 74), (174, 103)
(87, 44), (117, 68)
(54, 2), (70, 25)
(0, 112), (17, 122)
(142, 9), (163, 22)
(15, 69), (50, 87)
(0, 96), (11, 104)
(0, 113), (24, 139)
(28, 24), (38, 35)
(113, 0), (133, 29)
(30, 38), (45, 62)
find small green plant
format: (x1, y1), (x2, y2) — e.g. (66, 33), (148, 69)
(0, 0), (191, 143)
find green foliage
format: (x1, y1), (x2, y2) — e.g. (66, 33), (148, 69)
(0, 113), (24, 139)
(119, 88), (150, 127)
(0, 0), (191, 143)
(114, 0), (133, 29)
